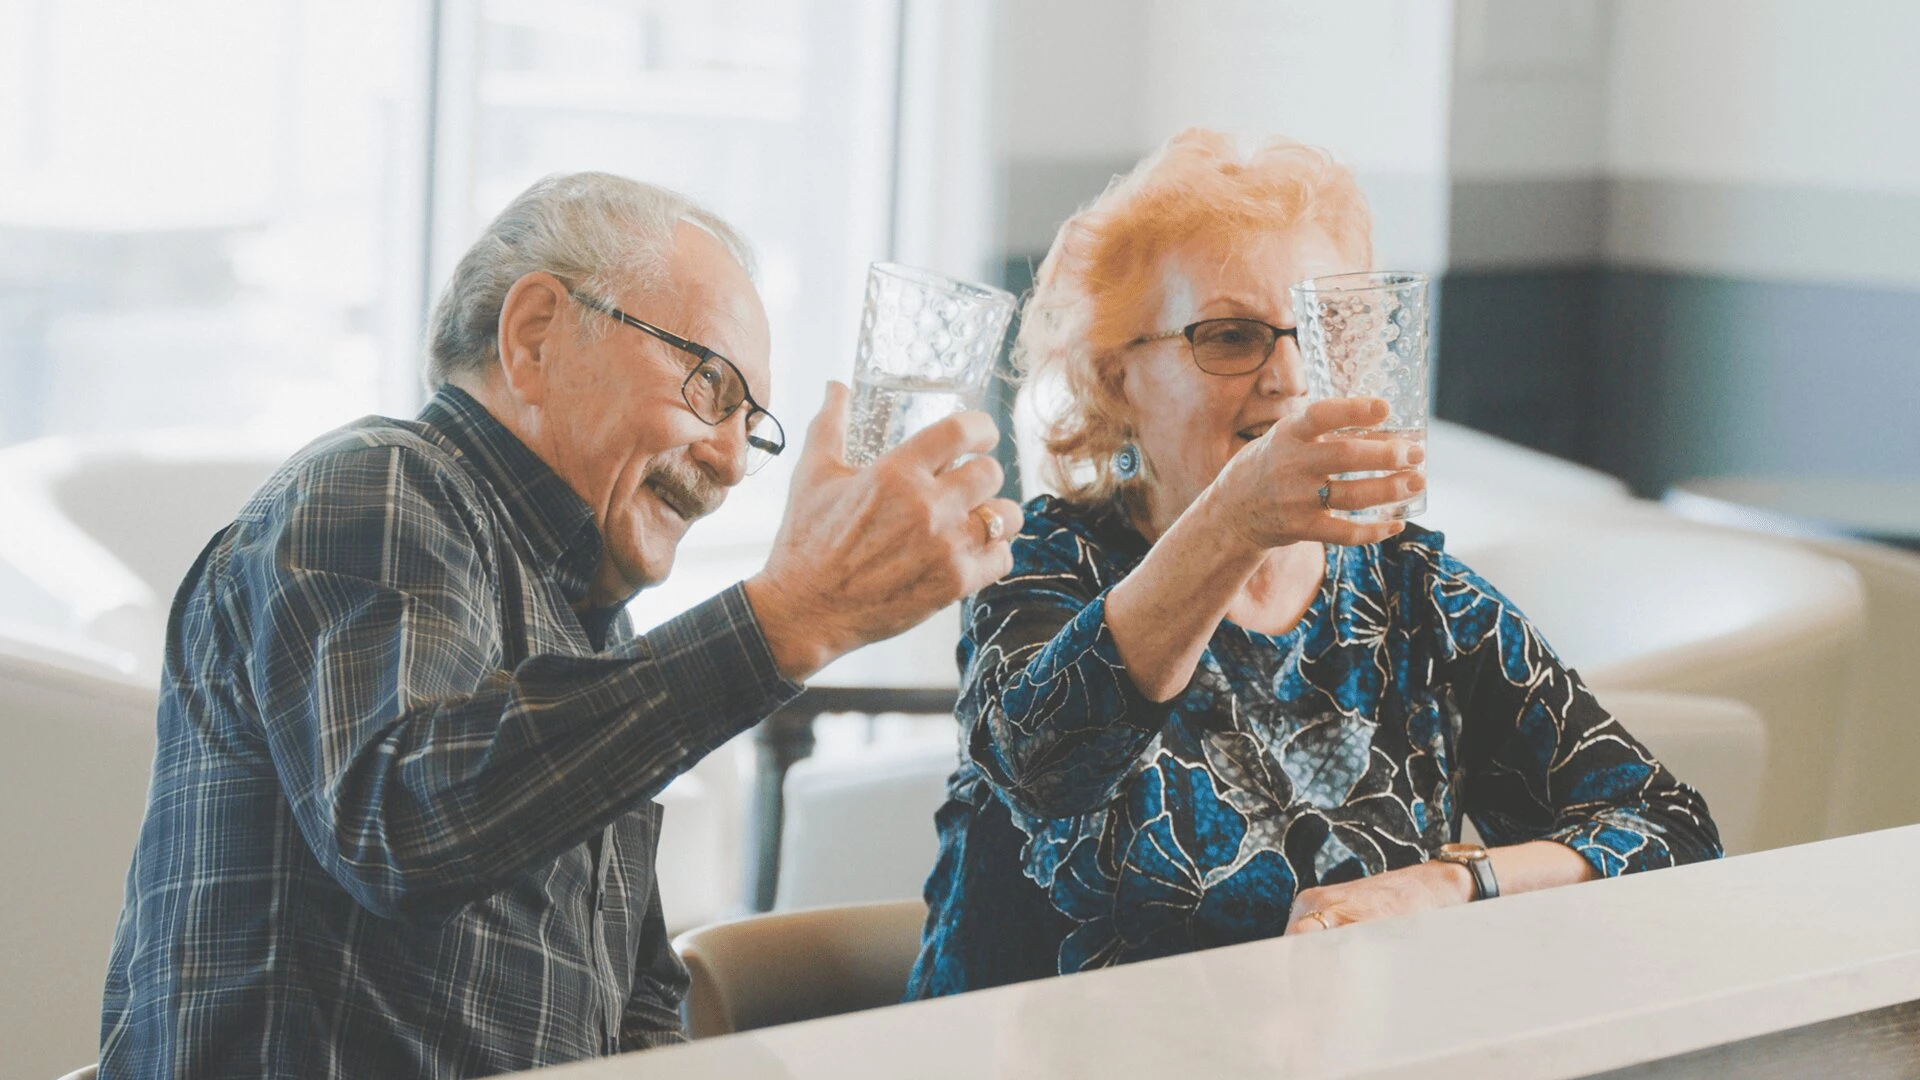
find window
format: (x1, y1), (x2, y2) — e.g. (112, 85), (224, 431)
(0, 0), (429, 447)
(443, 0), (902, 628)
(0, 0), (909, 664)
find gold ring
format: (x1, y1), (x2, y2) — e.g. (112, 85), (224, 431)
(1305, 910), (1330, 930)
(974, 504), (1005, 543)
(1318, 482), (1334, 511)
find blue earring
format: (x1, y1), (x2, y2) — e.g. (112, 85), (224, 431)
(1113, 442), (1141, 481)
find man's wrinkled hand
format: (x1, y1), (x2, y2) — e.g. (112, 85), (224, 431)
(746, 381), (1021, 681)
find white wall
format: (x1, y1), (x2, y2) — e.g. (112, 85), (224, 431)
(1602, 0), (1920, 288)
(1139, 0), (1455, 272)
(1605, 0), (1920, 194)
(1449, 0), (1608, 181)
(1448, 0), (1920, 286)
(1452, 0), (1920, 196)
(997, 0), (1151, 162)
(995, 0), (1457, 272)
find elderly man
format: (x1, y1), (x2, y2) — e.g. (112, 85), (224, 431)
(99, 173), (1020, 1078)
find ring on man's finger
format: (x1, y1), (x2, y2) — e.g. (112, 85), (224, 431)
(1317, 482), (1334, 511)
(973, 504), (1005, 544)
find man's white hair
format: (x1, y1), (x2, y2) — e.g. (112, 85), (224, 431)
(425, 171), (755, 388)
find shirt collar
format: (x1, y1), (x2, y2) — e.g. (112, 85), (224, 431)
(420, 385), (604, 606)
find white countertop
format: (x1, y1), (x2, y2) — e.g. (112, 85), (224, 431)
(537, 826), (1920, 1080)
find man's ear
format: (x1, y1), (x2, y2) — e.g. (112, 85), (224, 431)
(496, 272), (570, 406)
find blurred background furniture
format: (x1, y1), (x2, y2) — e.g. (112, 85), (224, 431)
(1814, 539), (1920, 837)
(1, 641), (158, 1080)
(776, 740), (958, 911)
(1460, 524), (1865, 851)
(745, 686), (958, 913)
(1591, 691), (1769, 856)
(654, 739), (754, 936)
(1663, 487), (1920, 839)
(1666, 475), (1920, 553)
(673, 899), (928, 1039)
(1420, 418), (1646, 552)
(0, 433), (285, 678)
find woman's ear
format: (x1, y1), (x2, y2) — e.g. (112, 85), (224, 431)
(495, 272), (569, 406)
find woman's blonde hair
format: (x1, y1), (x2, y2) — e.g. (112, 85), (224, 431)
(1015, 129), (1373, 508)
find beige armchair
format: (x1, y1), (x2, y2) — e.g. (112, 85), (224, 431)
(1593, 691), (1769, 856)
(1, 643), (157, 1080)
(674, 899), (929, 1039)
(1464, 524), (1865, 851)
(1806, 538), (1920, 836)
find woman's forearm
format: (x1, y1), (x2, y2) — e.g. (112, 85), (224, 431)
(1430, 840), (1598, 902)
(1103, 492), (1269, 701)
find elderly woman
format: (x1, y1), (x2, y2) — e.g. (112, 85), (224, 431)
(906, 130), (1720, 998)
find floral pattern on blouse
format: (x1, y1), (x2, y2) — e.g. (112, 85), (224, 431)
(907, 496), (1721, 997)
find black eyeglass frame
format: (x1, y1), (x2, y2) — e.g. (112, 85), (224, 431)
(1130, 317), (1299, 376)
(569, 290), (785, 470)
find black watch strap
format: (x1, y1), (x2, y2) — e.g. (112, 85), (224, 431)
(1464, 854), (1499, 900)
(1437, 843), (1500, 901)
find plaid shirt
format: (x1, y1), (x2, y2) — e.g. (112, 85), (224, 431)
(100, 386), (801, 1078)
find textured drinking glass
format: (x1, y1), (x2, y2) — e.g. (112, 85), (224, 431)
(844, 262), (1017, 467)
(1290, 271), (1431, 522)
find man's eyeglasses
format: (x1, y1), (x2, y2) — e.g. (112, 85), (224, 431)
(1130, 317), (1298, 376)
(570, 291), (786, 473)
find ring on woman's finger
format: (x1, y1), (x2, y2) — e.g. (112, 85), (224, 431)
(973, 504), (1006, 544)
(1317, 482), (1334, 511)
(1305, 910), (1330, 930)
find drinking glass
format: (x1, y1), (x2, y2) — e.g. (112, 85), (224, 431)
(844, 262), (1017, 467)
(1290, 271), (1431, 522)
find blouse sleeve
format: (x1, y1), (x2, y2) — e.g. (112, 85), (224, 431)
(958, 503), (1178, 819)
(1428, 548), (1724, 876)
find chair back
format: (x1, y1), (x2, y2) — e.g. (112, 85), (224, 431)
(1801, 538), (1920, 836)
(1595, 690), (1769, 855)
(1463, 523), (1864, 850)
(775, 742), (956, 911)
(674, 899), (928, 1038)
(1, 641), (157, 1080)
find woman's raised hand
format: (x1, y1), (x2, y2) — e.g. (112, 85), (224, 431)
(1204, 396), (1424, 552)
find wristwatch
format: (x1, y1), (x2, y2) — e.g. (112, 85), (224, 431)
(1434, 842), (1499, 901)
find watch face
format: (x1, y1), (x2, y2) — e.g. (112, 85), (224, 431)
(1439, 843), (1487, 861)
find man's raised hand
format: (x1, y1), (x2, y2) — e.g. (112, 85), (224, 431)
(746, 382), (1021, 681)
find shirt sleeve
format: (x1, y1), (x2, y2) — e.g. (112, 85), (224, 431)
(960, 506), (1177, 819)
(1428, 550), (1724, 875)
(230, 442), (802, 923)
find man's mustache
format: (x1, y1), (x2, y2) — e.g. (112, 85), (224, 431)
(646, 458), (723, 521)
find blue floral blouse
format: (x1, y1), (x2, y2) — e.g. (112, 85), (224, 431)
(907, 495), (1721, 998)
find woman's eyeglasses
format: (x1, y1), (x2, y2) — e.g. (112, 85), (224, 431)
(570, 291), (786, 473)
(1130, 317), (1297, 376)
